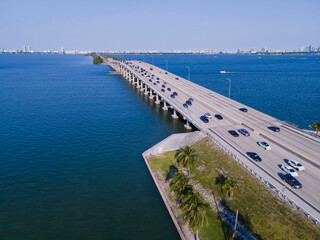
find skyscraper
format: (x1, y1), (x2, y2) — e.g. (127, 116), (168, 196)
(23, 45), (26, 53)
(27, 46), (31, 52)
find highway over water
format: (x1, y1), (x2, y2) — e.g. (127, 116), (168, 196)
(104, 56), (320, 226)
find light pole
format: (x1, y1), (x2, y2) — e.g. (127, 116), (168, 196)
(226, 78), (231, 98)
(164, 59), (168, 71)
(186, 66), (190, 81)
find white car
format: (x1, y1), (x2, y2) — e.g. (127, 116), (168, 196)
(258, 141), (271, 150)
(288, 160), (305, 171)
(281, 165), (298, 177)
(204, 113), (212, 119)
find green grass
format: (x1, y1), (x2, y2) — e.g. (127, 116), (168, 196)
(148, 137), (320, 240)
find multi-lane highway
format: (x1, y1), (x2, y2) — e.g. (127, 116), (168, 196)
(105, 57), (320, 224)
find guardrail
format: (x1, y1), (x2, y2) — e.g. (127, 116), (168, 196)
(207, 130), (320, 227)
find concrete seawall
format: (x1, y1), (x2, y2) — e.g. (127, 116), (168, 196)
(142, 131), (206, 240)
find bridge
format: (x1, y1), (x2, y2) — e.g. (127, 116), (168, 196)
(102, 56), (320, 225)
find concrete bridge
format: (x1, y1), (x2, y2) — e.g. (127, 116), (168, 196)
(102, 56), (320, 226)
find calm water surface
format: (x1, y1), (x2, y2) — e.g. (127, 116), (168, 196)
(0, 54), (319, 239)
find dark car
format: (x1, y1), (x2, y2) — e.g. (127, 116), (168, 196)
(150, 68), (153, 70)
(214, 114), (223, 120)
(153, 83), (156, 85)
(239, 108), (248, 112)
(156, 81), (160, 83)
(156, 77), (160, 80)
(161, 84), (166, 88)
(165, 72), (168, 74)
(186, 100), (192, 106)
(283, 174), (302, 189)
(163, 82), (167, 85)
(175, 77), (179, 80)
(246, 152), (262, 162)
(268, 126), (280, 132)
(200, 116), (209, 123)
(161, 89), (165, 92)
(173, 92), (178, 96)
(149, 79), (152, 82)
(189, 98), (194, 102)
(183, 103), (188, 108)
(167, 88), (171, 91)
(170, 94), (175, 99)
(228, 130), (239, 137)
(238, 128), (250, 136)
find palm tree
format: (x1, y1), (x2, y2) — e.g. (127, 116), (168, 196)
(170, 172), (193, 201)
(222, 179), (237, 199)
(175, 146), (198, 176)
(179, 192), (209, 239)
(310, 121), (320, 136)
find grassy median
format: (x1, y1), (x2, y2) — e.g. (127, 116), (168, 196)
(148, 137), (320, 240)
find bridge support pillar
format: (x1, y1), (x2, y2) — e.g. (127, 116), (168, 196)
(149, 90), (155, 99)
(171, 109), (179, 119)
(136, 80), (141, 89)
(162, 102), (168, 111)
(155, 94), (160, 104)
(140, 83), (145, 92)
(184, 120), (192, 130)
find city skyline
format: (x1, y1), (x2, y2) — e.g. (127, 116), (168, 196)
(0, 0), (319, 52)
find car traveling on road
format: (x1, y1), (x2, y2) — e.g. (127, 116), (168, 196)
(188, 98), (194, 102)
(161, 89), (165, 92)
(246, 152), (262, 162)
(200, 116), (209, 123)
(281, 165), (298, 177)
(170, 94), (175, 99)
(283, 174), (302, 189)
(268, 126), (280, 132)
(183, 103), (188, 108)
(228, 130), (239, 137)
(287, 160), (305, 171)
(161, 85), (166, 88)
(167, 88), (171, 91)
(239, 108), (248, 112)
(214, 114), (223, 120)
(186, 100), (192, 106)
(156, 81), (160, 83)
(258, 141), (271, 150)
(153, 83), (156, 85)
(175, 77), (179, 80)
(238, 128), (250, 136)
(173, 92), (178, 96)
(204, 113), (212, 119)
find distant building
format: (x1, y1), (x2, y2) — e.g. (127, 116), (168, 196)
(27, 46), (31, 52)
(23, 45), (26, 53)
(61, 47), (65, 54)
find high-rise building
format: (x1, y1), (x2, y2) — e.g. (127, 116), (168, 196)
(27, 46), (31, 52)
(61, 47), (65, 54)
(23, 45), (26, 53)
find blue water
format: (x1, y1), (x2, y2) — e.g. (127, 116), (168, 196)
(0, 54), (319, 239)
(122, 54), (320, 129)
(0, 54), (186, 239)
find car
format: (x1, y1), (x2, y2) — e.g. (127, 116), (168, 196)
(246, 152), (262, 162)
(173, 92), (178, 96)
(175, 77), (179, 80)
(170, 94), (175, 99)
(238, 128), (250, 136)
(183, 103), (188, 108)
(287, 160), (305, 171)
(283, 174), (302, 189)
(281, 165), (298, 177)
(214, 114), (223, 120)
(149, 79), (152, 82)
(239, 108), (248, 112)
(161, 85), (166, 88)
(150, 68), (153, 70)
(161, 89), (165, 92)
(163, 82), (167, 84)
(200, 116), (209, 123)
(228, 130), (239, 137)
(257, 141), (271, 150)
(156, 81), (160, 83)
(153, 83), (156, 85)
(189, 98), (194, 102)
(186, 100), (192, 106)
(204, 113), (212, 119)
(268, 126), (280, 132)
(151, 74), (154, 77)
(165, 72), (168, 74)
(156, 77), (160, 80)
(167, 88), (171, 91)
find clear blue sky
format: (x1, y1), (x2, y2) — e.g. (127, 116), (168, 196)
(0, 0), (319, 52)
